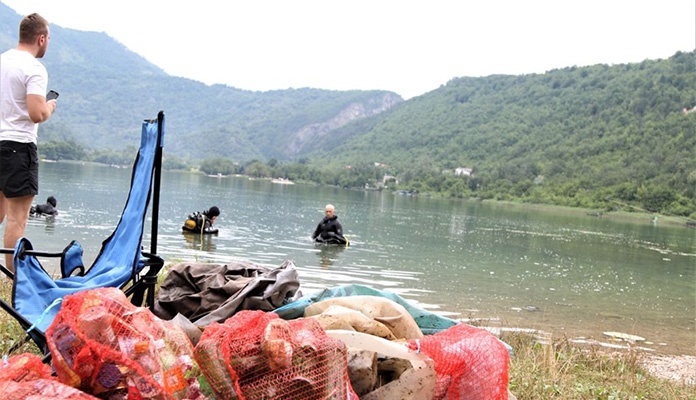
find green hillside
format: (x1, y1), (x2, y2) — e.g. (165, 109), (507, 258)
(0, 4), (402, 162)
(309, 52), (695, 216)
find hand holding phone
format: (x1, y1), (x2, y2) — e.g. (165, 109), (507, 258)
(46, 90), (59, 101)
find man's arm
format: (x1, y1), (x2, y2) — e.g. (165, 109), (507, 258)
(26, 94), (55, 123)
(312, 222), (322, 239)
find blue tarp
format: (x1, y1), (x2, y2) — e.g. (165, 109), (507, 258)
(274, 284), (459, 335)
(275, 284), (513, 354)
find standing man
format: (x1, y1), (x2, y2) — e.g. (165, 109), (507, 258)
(312, 204), (348, 245)
(0, 13), (56, 271)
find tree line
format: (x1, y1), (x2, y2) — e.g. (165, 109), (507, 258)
(39, 141), (696, 219)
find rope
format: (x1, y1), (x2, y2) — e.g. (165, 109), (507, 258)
(27, 297), (63, 333)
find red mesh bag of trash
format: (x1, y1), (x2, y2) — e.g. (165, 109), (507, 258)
(46, 287), (204, 399)
(0, 353), (53, 382)
(0, 379), (100, 400)
(194, 310), (358, 400)
(407, 323), (509, 400)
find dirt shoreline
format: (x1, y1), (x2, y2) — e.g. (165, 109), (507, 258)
(640, 354), (696, 386)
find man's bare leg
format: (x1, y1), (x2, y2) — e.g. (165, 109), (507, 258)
(2, 194), (34, 272)
(0, 192), (6, 269)
(0, 192), (5, 225)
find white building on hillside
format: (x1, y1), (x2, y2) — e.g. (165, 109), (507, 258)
(455, 167), (473, 177)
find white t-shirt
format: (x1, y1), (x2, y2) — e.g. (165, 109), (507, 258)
(0, 48), (49, 144)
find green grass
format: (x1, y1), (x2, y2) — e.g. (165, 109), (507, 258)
(502, 332), (695, 399)
(0, 280), (43, 355)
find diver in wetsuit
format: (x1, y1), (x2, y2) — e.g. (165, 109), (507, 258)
(183, 206), (220, 234)
(30, 195), (58, 216)
(312, 204), (347, 245)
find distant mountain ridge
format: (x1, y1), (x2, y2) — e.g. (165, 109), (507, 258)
(0, 3), (403, 162)
(2, 4), (695, 217)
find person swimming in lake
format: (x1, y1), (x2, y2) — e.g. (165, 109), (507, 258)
(182, 206), (220, 234)
(29, 195), (57, 216)
(312, 204), (348, 245)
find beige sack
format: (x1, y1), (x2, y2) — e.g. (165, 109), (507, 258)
(304, 295), (423, 339)
(307, 304), (397, 340)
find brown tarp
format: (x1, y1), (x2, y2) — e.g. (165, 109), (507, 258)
(152, 260), (301, 327)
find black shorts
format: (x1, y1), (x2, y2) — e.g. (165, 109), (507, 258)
(0, 141), (39, 198)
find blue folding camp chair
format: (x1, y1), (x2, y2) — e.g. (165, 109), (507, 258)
(0, 111), (165, 357)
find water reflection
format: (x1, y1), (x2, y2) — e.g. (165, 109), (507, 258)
(315, 244), (347, 268)
(182, 232), (217, 252)
(28, 214), (57, 234)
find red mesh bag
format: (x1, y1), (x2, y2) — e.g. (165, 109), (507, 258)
(194, 310), (358, 400)
(0, 379), (100, 399)
(407, 323), (509, 400)
(46, 287), (203, 399)
(0, 353), (53, 382)
(192, 322), (238, 398)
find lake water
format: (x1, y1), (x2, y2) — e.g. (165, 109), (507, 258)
(15, 161), (696, 355)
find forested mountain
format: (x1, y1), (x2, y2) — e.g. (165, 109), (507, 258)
(0, 4), (402, 162)
(2, 4), (694, 216)
(310, 51), (695, 215)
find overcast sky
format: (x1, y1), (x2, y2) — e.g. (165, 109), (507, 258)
(3, 0), (695, 99)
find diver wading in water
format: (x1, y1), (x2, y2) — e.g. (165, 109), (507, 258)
(30, 195), (58, 216)
(312, 204), (348, 245)
(182, 206), (220, 234)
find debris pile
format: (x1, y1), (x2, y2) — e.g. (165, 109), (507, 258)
(1, 287), (510, 399)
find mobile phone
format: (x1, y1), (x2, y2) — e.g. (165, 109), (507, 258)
(46, 90), (59, 101)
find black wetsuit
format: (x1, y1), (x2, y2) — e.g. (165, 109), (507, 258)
(182, 211), (217, 234)
(312, 214), (346, 244)
(30, 203), (58, 216)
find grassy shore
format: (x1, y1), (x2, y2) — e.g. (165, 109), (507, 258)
(479, 199), (695, 229)
(501, 331), (695, 399)
(1, 279), (693, 399)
